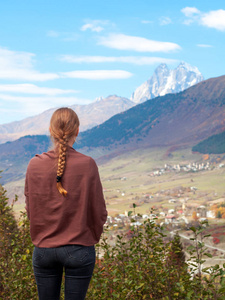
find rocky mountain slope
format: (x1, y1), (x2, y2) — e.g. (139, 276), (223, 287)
(0, 95), (134, 144)
(131, 62), (203, 103)
(77, 75), (225, 150)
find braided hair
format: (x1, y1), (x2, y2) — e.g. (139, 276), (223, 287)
(50, 108), (80, 196)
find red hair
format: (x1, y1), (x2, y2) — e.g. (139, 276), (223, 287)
(50, 107), (79, 196)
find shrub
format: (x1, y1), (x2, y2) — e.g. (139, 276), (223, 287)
(0, 185), (37, 299)
(1, 189), (225, 300)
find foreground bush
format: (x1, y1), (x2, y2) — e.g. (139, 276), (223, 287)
(0, 186), (36, 299)
(1, 186), (225, 299)
(87, 220), (225, 300)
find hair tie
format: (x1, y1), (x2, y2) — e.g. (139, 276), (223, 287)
(56, 176), (62, 182)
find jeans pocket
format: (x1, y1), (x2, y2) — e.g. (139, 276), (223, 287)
(65, 245), (90, 262)
(33, 247), (46, 263)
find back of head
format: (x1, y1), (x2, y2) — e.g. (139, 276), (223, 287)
(50, 107), (80, 196)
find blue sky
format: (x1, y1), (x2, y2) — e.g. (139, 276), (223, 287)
(0, 0), (225, 124)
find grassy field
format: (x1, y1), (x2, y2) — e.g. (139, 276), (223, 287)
(98, 147), (225, 216)
(7, 146), (225, 217)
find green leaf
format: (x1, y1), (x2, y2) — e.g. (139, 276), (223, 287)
(203, 234), (211, 238)
(189, 226), (196, 232)
(136, 283), (145, 289)
(204, 253), (212, 258)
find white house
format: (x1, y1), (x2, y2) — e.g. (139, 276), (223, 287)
(207, 211), (216, 218)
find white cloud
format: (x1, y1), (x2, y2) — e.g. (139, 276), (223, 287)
(0, 46), (135, 82)
(61, 55), (177, 65)
(0, 70), (59, 81)
(61, 70), (133, 80)
(0, 94), (90, 105)
(181, 7), (201, 25)
(0, 47), (34, 69)
(182, 19), (194, 25)
(159, 17), (172, 26)
(0, 47), (59, 81)
(201, 10), (225, 31)
(0, 84), (77, 95)
(182, 7), (225, 31)
(197, 44), (213, 48)
(98, 34), (181, 53)
(181, 7), (201, 18)
(81, 23), (104, 32)
(0, 94), (91, 117)
(80, 20), (111, 32)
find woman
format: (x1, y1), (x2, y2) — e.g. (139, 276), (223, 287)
(25, 107), (107, 300)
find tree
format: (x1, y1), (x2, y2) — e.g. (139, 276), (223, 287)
(0, 184), (36, 299)
(217, 210), (222, 218)
(170, 233), (186, 267)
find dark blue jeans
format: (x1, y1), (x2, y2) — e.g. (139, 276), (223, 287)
(33, 245), (95, 300)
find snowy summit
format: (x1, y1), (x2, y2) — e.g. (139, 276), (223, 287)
(131, 62), (204, 103)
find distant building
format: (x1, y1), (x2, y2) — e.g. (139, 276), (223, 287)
(169, 199), (176, 203)
(207, 211), (215, 218)
(165, 215), (176, 223)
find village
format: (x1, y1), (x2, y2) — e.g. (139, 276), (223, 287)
(101, 157), (225, 259)
(105, 193), (213, 230)
(149, 161), (224, 177)
(104, 160), (225, 226)
(103, 188), (225, 262)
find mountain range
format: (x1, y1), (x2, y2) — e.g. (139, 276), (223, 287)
(0, 62), (203, 144)
(0, 95), (134, 144)
(0, 74), (224, 186)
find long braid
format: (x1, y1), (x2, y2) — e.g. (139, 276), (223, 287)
(50, 107), (80, 197)
(56, 136), (68, 196)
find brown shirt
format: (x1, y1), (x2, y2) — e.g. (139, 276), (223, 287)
(25, 146), (107, 248)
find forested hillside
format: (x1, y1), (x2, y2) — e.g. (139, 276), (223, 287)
(192, 131), (225, 154)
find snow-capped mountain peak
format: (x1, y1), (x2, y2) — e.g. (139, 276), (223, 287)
(176, 61), (201, 74)
(94, 96), (104, 102)
(131, 62), (204, 103)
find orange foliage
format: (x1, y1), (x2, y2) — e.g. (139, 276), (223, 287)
(192, 211), (198, 221)
(203, 154), (209, 160)
(211, 203), (225, 219)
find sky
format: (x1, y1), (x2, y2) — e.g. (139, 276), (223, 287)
(0, 0), (225, 124)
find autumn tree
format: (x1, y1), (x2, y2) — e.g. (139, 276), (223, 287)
(211, 202), (225, 219)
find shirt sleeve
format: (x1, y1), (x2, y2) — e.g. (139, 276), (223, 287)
(88, 158), (108, 242)
(24, 169), (30, 219)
